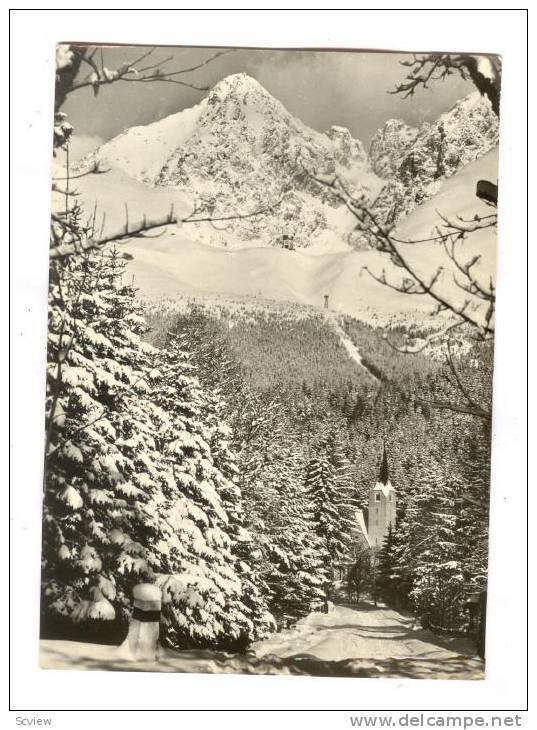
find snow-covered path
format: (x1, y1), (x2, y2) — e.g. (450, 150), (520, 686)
(40, 603), (483, 679)
(251, 603), (483, 678)
(254, 603), (425, 661)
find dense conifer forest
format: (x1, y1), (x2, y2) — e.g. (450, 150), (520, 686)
(143, 300), (492, 632)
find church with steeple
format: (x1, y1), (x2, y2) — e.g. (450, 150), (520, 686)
(348, 444), (396, 562)
(367, 444), (396, 551)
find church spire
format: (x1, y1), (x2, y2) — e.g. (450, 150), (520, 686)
(378, 442), (389, 484)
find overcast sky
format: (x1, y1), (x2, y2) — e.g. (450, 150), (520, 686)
(62, 46), (475, 154)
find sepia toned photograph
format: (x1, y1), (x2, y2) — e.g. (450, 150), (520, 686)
(40, 43), (500, 680)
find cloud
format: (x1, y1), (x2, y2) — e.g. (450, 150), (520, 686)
(62, 47), (476, 148)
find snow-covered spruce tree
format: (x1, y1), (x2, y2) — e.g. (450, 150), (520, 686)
(326, 429), (359, 530)
(382, 453), (441, 613)
(186, 352), (276, 643)
(222, 381), (327, 625)
(384, 519), (414, 611)
(347, 542), (374, 603)
(43, 244), (166, 630)
(165, 306), (329, 626)
(304, 442), (352, 594)
(151, 334), (274, 649)
(165, 313), (277, 637)
(170, 309), (325, 621)
(212, 474), (277, 642)
(257, 435), (327, 624)
(454, 430), (491, 593)
(407, 458), (466, 629)
(44, 236), (271, 648)
(47, 47), (286, 648)
(215, 389), (327, 626)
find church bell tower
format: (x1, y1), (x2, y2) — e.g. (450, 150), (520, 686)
(368, 444), (396, 550)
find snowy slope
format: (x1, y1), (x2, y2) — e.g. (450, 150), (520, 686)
(62, 146), (497, 328)
(124, 225), (450, 324)
(132, 150), (497, 323)
(78, 102), (207, 185)
(389, 149), (498, 330)
(62, 74), (498, 327)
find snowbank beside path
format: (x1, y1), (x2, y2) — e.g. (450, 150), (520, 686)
(40, 604), (484, 680)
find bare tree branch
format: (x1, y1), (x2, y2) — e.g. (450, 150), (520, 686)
(50, 196), (284, 260)
(64, 46), (234, 102)
(299, 159), (495, 338)
(436, 210), (497, 234)
(445, 340), (490, 416)
(414, 397), (490, 420)
(390, 53), (501, 116)
(383, 320), (464, 354)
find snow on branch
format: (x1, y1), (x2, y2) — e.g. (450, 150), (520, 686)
(390, 53), (501, 116)
(414, 397), (491, 420)
(436, 210), (497, 235)
(58, 46), (234, 109)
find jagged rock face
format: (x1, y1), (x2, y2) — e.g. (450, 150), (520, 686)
(326, 125), (369, 168)
(369, 120), (419, 179)
(154, 74), (383, 249)
(90, 73), (383, 250)
(88, 76), (498, 251)
(369, 93), (499, 228)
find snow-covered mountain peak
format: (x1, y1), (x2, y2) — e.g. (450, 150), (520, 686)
(374, 118), (417, 136)
(369, 92), (497, 181)
(444, 90), (486, 115)
(82, 78), (497, 253)
(368, 91), (499, 230)
(207, 72), (278, 106)
(326, 126), (368, 168)
(369, 119), (419, 178)
(82, 72), (381, 251)
(199, 73), (293, 136)
(132, 75), (382, 250)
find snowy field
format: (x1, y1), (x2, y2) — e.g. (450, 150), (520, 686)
(40, 603), (484, 680)
(52, 144), (497, 332)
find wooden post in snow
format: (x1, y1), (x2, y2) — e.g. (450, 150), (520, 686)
(118, 583), (162, 661)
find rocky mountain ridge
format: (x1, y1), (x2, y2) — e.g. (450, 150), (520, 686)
(84, 74), (498, 252)
(87, 73), (382, 251)
(368, 92), (499, 230)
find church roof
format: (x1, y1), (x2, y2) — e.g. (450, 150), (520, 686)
(353, 509), (371, 548)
